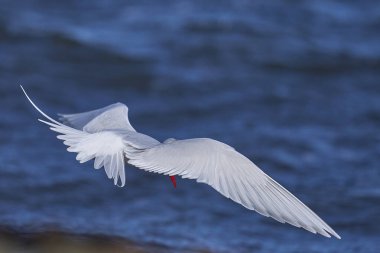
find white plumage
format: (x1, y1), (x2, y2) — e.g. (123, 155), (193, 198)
(21, 86), (340, 239)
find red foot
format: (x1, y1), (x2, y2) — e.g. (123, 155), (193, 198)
(170, 176), (176, 188)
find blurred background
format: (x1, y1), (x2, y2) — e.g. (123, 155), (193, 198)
(0, 0), (379, 252)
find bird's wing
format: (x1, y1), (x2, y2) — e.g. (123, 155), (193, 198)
(128, 138), (340, 239)
(21, 86), (128, 187)
(59, 103), (136, 133)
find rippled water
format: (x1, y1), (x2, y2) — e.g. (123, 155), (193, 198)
(0, 0), (380, 252)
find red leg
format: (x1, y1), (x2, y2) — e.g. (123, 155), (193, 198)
(169, 176), (176, 188)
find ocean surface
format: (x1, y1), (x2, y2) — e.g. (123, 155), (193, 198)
(0, 0), (380, 252)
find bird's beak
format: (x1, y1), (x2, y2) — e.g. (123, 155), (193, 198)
(170, 176), (177, 188)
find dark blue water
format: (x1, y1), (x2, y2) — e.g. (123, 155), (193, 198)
(1, 0), (380, 252)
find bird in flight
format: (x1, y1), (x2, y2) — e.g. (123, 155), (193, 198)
(21, 86), (340, 239)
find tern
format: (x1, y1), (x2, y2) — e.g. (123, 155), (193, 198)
(21, 86), (340, 239)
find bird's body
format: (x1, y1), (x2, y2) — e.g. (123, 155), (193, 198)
(21, 86), (341, 239)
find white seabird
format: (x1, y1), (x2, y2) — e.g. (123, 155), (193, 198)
(21, 86), (340, 239)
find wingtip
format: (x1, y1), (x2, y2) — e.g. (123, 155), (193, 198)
(322, 229), (341, 239)
(326, 227), (341, 239)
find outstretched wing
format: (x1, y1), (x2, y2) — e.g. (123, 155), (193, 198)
(128, 138), (341, 239)
(21, 86), (128, 187)
(59, 102), (136, 133)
